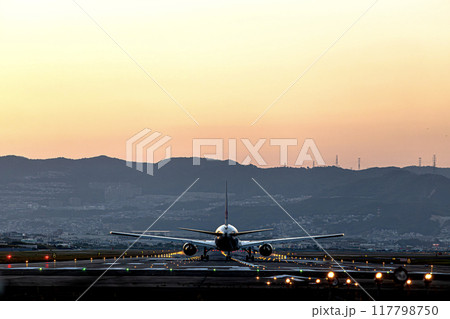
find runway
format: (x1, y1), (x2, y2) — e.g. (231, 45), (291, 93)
(1, 250), (449, 300)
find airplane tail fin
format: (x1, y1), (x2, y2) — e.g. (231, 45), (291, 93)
(225, 181), (228, 226)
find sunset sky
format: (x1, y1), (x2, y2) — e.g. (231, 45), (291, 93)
(1, 0), (449, 168)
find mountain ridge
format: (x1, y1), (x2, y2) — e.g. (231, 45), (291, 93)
(1, 155), (450, 236)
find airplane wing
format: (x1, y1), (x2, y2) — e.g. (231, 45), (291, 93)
(233, 228), (273, 236)
(110, 231), (216, 248)
(178, 227), (219, 236)
(239, 233), (344, 248)
(178, 227), (273, 236)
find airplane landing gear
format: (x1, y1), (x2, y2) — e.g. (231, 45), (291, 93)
(245, 249), (255, 262)
(201, 248), (210, 261)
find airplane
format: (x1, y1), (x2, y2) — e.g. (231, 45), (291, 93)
(110, 184), (344, 261)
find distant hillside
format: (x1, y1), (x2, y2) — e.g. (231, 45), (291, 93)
(1, 155), (450, 237)
(404, 166), (450, 179)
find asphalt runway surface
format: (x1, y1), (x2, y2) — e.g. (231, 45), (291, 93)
(1, 250), (449, 300)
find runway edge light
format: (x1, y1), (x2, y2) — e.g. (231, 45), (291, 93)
(375, 272), (383, 282)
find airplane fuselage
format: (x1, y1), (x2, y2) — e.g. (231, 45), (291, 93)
(214, 224), (240, 252)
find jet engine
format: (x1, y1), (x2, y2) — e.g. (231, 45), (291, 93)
(259, 243), (273, 256)
(182, 243), (197, 256)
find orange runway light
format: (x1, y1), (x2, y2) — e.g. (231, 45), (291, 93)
(346, 278), (351, 284)
(285, 278), (291, 284)
(266, 281), (271, 286)
(315, 278), (321, 284)
(424, 273), (433, 282)
(327, 271), (335, 279)
(375, 272), (383, 280)
(406, 279), (412, 285)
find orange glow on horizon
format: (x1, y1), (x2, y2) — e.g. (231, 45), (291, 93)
(1, 0), (449, 168)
